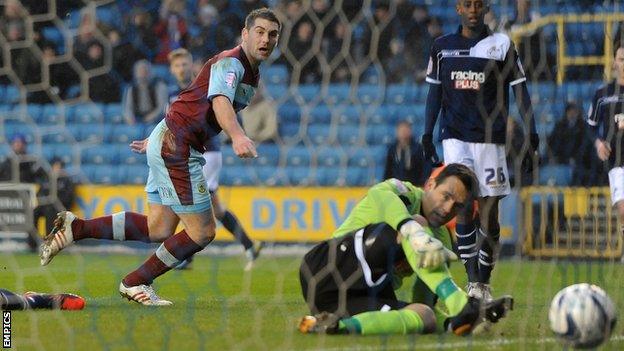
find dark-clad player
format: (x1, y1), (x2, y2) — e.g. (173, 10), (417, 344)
(421, 0), (539, 301)
(1, 289), (85, 310)
(587, 42), (624, 243)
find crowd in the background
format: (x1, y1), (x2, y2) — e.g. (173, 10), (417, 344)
(0, 0), (573, 103)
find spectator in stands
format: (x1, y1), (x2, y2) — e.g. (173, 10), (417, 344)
(403, 5), (431, 81)
(28, 44), (80, 103)
(108, 28), (146, 82)
(362, 1), (395, 69)
(1, 0), (26, 41)
(167, 48), (193, 101)
(324, 20), (351, 82)
(547, 102), (595, 185)
(153, 0), (189, 64)
(505, 0), (553, 81)
(189, 4), (220, 61)
(240, 85), (278, 143)
(34, 157), (76, 236)
(127, 9), (159, 61)
(0, 134), (45, 184)
(383, 121), (429, 185)
(83, 41), (121, 103)
(8, 22), (42, 85)
(234, 0), (270, 23)
(123, 59), (167, 125)
(286, 19), (321, 84)
(73, 11), (105, 70)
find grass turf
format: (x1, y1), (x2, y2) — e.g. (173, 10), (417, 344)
(3, 252), (623, 350)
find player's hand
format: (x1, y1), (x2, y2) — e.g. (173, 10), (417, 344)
(422, 134), (442, 167)
(521, 133), (539, 173)
(232, 135), (258, 158)
(130, 138), (148, 154)
(400, 220), (457, 269)
(595, 139), (611, 161)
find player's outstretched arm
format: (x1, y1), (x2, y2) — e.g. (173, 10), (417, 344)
(213, 95), (257, 158)
(513, 82), (539, 172)
(422, 84), (443, 166)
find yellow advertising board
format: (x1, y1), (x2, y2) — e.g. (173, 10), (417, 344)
(73, 185), (367, 242)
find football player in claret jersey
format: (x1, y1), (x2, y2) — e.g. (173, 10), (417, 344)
(165, 48), (263, 271)
(298, 164), (513, 336)
(421, 0), (539, 301)
(39, 8), (280, 305)
(587, 43), (624, 240)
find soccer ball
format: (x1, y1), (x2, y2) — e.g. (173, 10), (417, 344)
(549, 283), (617, 349)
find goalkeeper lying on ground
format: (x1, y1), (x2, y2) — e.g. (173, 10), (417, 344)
(298, 163), (513, 335)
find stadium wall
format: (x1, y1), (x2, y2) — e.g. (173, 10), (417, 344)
(72, 185), (519, 244)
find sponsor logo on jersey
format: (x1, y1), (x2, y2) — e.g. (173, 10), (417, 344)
(225, 71), (236, 89)
(451, 70), (485, 90)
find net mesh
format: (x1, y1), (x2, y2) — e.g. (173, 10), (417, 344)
(1, 0), (624, 350)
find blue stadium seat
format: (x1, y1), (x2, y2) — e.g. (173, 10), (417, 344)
(335, 105), (361, 125)
(255, 166), (286, 186)
(386, 84), (416, 104)
(278, 103), (301, 124)
(41, 143), (74, 165)
(4, 121), (37, 144)
(0, 86), (6, 103)
(22, 104), (43, 121)
(539, 165), (573, 186)
(41, 104), (64, 124)
(222, 147), (245, 167)
(306, 124), (333, 145)
(42, 26), (64, 50)
(108, 125), (145, 143)
(122, 165), (148, 184)
(116, 144), (147, 165)
(297, 84), (319, 103)
(357, 85), (384, 105)
(221, 166), (255, 185)
(96, 5), (122, 28)
(345, 167), (368, 186)
(336, 125), (362, 146)
(75, 123), (107, 142)
(326, 84), (351, 104)
(265, 84), (288, 100)
(347, 147), (378, 168)
(84, 165), (122, 184)
(81, 145), (118, 165)
(70, 103), (104, 124)
(284, 146), (311, 167)
(309, 104), (332, 124)
(278, 122), (301, 141)
(366, 124), (394, 145)
(316, 167), (345, 186)
(261, 64), (288, 85)
(5, 85), (20, 104)
(41, 126), (73, 144)
(315, 147), (344, 167)
(255, 143), (280, 166)
(286, 166), (313, 186)
(104, 103), (124, 124)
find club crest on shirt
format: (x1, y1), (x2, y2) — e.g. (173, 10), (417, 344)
(198, 183), (207, 194)
(225, 71), (236, 88)
(487, 45), (502, 59)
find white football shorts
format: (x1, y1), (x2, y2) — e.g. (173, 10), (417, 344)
(442, 138), (511, 197)
(202, 151), (222, 192)
(608, 167), (624, 206)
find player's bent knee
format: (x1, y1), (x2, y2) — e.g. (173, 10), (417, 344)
(404, 303), (436, 334)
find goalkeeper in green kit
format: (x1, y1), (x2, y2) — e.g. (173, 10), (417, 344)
(298, 164), (513, 336)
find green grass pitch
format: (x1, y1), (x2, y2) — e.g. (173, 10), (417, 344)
(3, 252), (624, 350)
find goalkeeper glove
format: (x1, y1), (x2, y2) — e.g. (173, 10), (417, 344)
(422, 134), (442, 167)
(521, 133), (540, 173)
(399, 220), (457, 269)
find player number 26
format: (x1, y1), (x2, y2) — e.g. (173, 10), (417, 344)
(485, 167), (505, 185)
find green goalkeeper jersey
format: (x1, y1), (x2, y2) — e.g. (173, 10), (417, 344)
(332, 178), (452, 250)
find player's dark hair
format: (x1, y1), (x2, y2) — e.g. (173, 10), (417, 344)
(245, 8), (281, 31)
(434, 163), (479, 200)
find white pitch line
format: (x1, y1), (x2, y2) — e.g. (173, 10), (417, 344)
(307, 334), (624, 351)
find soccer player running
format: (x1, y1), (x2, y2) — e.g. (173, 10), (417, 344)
(39, 9), (281, 305)
(299, 164), (513, 336)
(587, 43), (624, 246)
(165, 48), (263, 271)
(421, 0), (538, 301)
